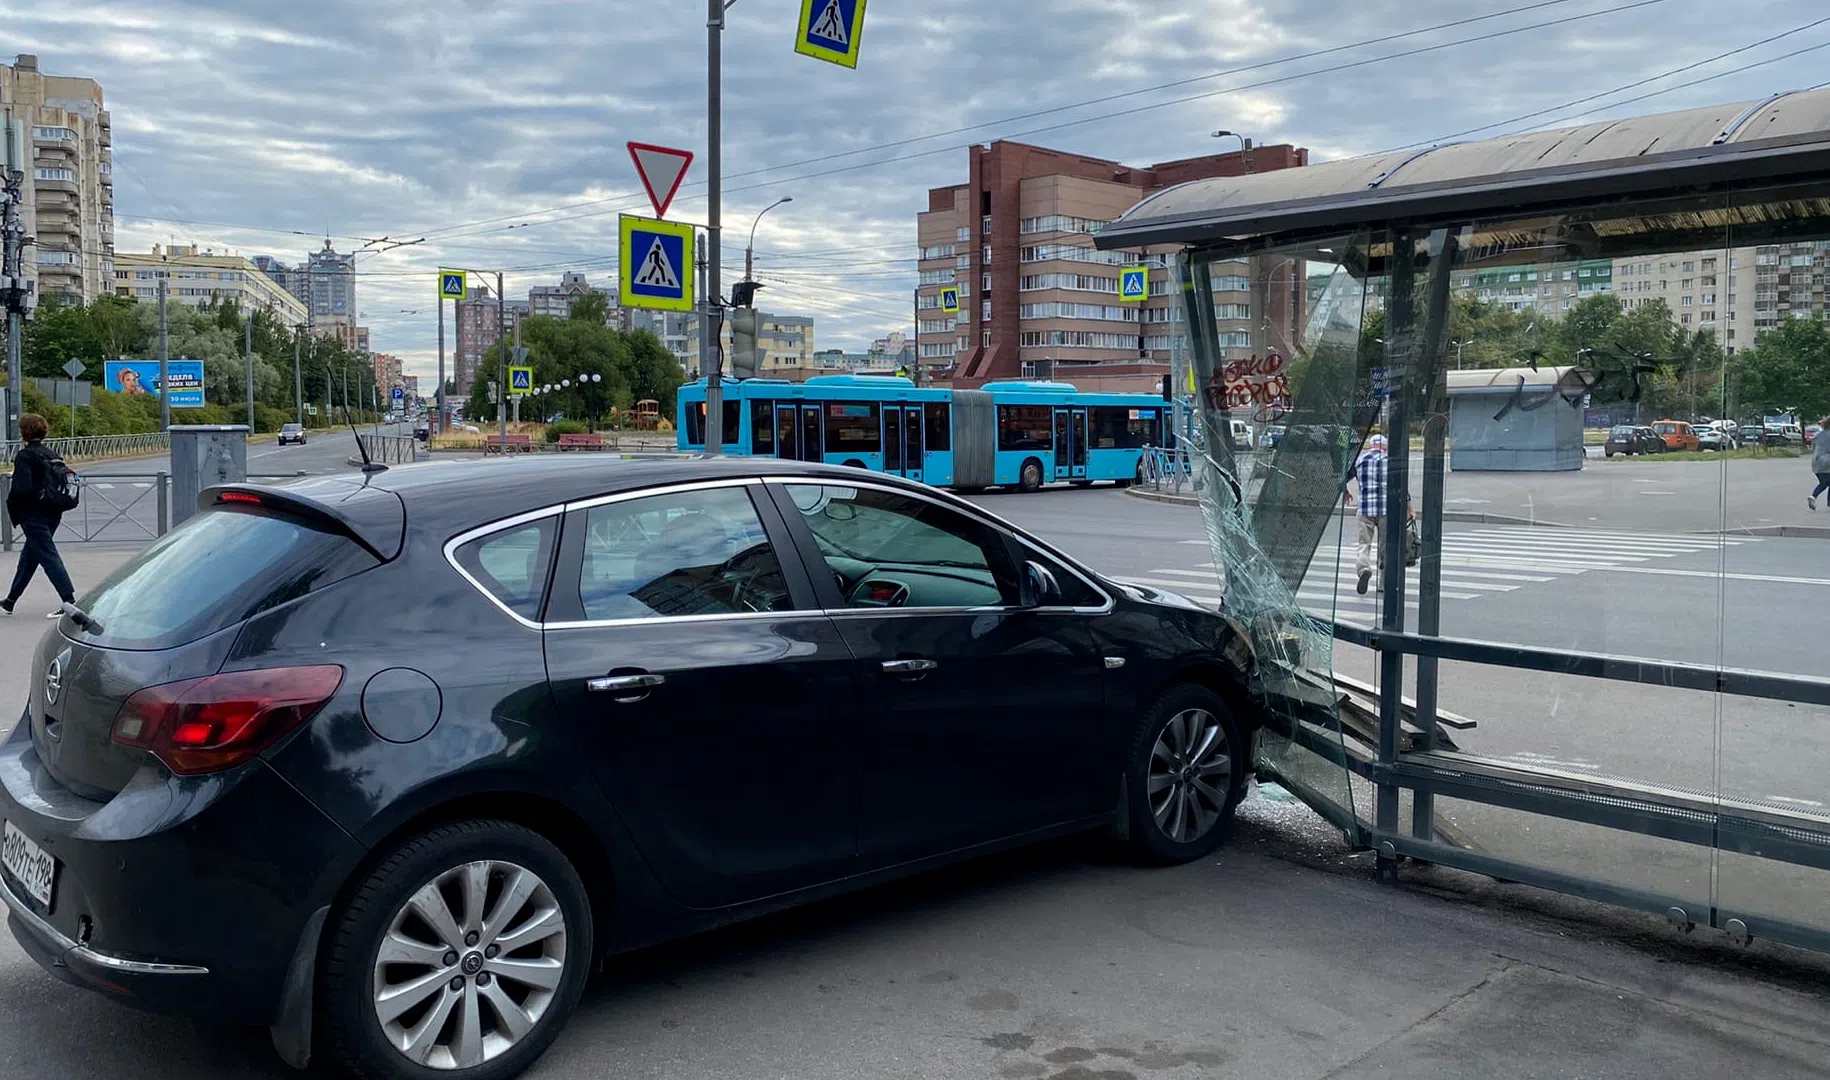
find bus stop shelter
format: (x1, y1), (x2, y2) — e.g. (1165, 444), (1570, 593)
(1096, 89), (1830, 955)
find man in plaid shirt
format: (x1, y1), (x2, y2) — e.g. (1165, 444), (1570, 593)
(1354, 435), (1388, 594)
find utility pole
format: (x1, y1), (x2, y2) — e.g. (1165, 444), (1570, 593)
(496, 270), (508, 443)
(2, 116), (26, 446)
(703, 0), (725, 455)
(511, 317), (522, 425)
(244, 312), (255, 428)
(293, 325), (303, 426)
(157, 277), (170, 431)
(436, 291), (446, 435)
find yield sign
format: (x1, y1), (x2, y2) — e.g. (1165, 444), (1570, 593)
(627, 142), (694, 219)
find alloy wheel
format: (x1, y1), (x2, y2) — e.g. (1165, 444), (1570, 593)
(371, 860), (568, 1071)
(1147, 708), (1232, 844)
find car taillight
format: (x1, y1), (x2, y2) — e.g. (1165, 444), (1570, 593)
(110, 666), (343, 775)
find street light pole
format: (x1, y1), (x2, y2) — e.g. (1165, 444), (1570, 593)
(703, 0), (726, 456)
(496, 270), (508, 444)
(745, 197), (792, 283)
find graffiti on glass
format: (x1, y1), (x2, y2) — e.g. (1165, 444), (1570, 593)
(1205, 353), (1293, 424)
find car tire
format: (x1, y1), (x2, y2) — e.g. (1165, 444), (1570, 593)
(1122, 684), (1246, 865)
(1018, 458), (1045, 493)
(321, 819), (594, 1080)
(1605, 450), (1614, 458)
(842, 459), (867, 470)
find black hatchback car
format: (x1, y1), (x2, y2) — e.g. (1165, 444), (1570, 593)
(1602, 425), (1661, 456)
(0, 457), (1257, 1079)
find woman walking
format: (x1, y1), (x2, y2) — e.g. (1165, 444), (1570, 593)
(3, 414), (78, 616)
(1812, 417), (1830, 511)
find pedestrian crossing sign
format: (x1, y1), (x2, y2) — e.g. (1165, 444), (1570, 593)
(619, 215), (695, 313)
(1119, 266), (1149, 303)
(509, 367), (534, 395)
(939, 286), (959, 315)
(438, 270), (467, 300)
(796, 0), (867, 69)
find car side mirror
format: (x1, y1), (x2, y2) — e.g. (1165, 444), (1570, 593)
(1019, 561), (1062, 609)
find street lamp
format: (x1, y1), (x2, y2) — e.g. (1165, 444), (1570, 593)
(744, 197), (794, 284)
(1212, 129), (1254, 173)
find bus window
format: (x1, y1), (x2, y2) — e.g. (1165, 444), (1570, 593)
(685, 402), (704, 446)
(825, 402), (881, 455)
(1089, 407), (1127, 449)
(1128, 408), (1160, 447)
(996, 405), (1053, 451)
(751, 401), (775, 454)
(924, 402), (951, 451)
(1091, 407), (1158, 449)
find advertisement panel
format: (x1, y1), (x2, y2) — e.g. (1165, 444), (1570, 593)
(103, 360), (205, 407)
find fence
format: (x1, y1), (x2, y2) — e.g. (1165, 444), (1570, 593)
(0, 432), (170, 467)
(355, 433), (420, 466)
(1, 470), (305, 549)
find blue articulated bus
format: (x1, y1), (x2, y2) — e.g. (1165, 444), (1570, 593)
(678, 375), (1166, 493)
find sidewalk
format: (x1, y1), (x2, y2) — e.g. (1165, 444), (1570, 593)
(0, 545), (140, 710)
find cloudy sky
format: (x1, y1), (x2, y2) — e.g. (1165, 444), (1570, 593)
(9, 0), (1830, 381)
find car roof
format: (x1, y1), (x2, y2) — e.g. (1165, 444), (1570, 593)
(217, 455), (949, 541)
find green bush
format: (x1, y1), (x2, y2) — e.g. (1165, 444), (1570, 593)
(543, 420), (590, 443)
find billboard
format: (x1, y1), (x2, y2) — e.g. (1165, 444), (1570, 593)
(103, 360), (205, 407)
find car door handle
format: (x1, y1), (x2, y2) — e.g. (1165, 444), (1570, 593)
(587, 673), (665, 700)
(880, 659), (938, 675)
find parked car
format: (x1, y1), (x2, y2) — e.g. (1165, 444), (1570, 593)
(0, 457), (1258, 1079)
(1604, 425), (1662, 456)
(276, 422), (306, 446)
(1695, 426), (1729, 451)
(413, 420), (431, 441)
(1650, 419), (1699, 452)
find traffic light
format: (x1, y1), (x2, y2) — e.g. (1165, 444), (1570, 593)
(1161, 374), (1173, 401)
(730, 307), (760, 380)
(730, 280), (763, 309)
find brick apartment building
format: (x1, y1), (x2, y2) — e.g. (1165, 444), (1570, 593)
(917, 140), (1308, 392)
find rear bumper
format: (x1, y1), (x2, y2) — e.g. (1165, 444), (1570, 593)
(0, 734), (364, 1024)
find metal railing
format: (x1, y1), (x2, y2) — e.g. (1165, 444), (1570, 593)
(355, 434), (420, 466)
(2, 469), (306, 549)
(1, 432), (170, 466)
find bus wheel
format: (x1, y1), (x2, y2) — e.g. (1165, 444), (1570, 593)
(842, 459), (867, 469)
(1019, 458), (1045, 493)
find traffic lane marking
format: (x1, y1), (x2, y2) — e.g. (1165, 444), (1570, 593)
(1597, 565), (1830, 587)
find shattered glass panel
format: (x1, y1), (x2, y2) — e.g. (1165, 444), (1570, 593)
(1176, 236), (1381, 836)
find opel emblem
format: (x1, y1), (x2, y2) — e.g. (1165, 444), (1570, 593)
(43, 649), (69, 707)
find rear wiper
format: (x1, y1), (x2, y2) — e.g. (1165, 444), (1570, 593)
(57, 603), (106, 636)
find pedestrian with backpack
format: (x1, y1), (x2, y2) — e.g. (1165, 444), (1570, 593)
(3, 414), (79, 617)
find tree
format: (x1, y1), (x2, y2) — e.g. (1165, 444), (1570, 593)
(567, 291), (610, 326)
(1728, 319), (1830, 423)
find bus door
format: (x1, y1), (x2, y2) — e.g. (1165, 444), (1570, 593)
(798, 404), (824, 461)
(774, 404), (799, 460)
(882, 405), (924, 483)
(1053, 407), (1088, 479)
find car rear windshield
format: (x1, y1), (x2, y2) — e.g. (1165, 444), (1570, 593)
(1611, 426), (1636, 436)
(78, 506), (380, 650)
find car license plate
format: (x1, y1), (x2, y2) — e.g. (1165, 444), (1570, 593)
(2, 821), (55, 909)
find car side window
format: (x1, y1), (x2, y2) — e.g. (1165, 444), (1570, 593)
(783, 484), (1020, 609)
(454, 516), (557, 621)
(577, 486), (794, 621)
